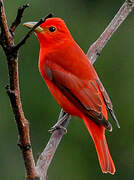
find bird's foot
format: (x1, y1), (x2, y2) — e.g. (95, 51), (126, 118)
(48, 112), (69, 134)
(48, 125), (67, 134)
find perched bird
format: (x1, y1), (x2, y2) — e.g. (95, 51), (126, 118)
(24, 17), (120, 174)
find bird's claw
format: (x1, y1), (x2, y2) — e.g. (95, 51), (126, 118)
(48, 125), (67, 134)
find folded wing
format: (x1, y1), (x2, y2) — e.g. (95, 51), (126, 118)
(45, 64), (113, 131)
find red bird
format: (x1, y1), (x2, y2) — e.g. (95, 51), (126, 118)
(24, 17), (120, 174)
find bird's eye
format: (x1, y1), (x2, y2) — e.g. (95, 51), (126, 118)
(49, 26), (56, 32)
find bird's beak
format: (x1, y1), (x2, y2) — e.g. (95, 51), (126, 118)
(23, 22), (44, 32)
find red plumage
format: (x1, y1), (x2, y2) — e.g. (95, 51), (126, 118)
(24, 17), (120, 174)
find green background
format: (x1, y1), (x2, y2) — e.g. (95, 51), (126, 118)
(0, 0), (134, 179)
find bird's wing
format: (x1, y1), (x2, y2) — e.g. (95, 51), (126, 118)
(95, 79), (120, 128)
(45, 64), (112, 131)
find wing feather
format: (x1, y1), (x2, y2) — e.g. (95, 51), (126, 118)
(45, 64), (112, 131)
(95, 79), (120, 128)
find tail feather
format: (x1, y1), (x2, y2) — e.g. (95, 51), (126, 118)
(83, 116), (115, 174)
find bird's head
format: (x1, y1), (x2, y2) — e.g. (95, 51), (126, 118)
(23, 17), (72, 48)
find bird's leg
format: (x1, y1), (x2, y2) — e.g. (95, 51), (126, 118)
(48, 113), (70, 134)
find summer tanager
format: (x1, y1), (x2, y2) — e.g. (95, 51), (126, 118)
(24, 17), (120, 174)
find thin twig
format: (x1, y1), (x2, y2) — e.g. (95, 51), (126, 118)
(35, 0), (134, 179)
(15, 13), (53, 51)
(10, 3), (29, 33)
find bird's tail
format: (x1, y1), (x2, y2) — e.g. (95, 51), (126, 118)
(82, 116), (115, 174)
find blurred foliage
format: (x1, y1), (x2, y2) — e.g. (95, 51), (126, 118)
(0, 0), (134, 179)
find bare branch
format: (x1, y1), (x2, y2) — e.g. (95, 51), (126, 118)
(36, 0), (134, 179)
(0, 0), (13, 47)
(0, 2), (53, 178)
(15, 13), (53, 51)
(0, 1), (39, 180)
(10, 3), (29, 33)
(87, 0), (134, 64)
(36, 110), (71, 180)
